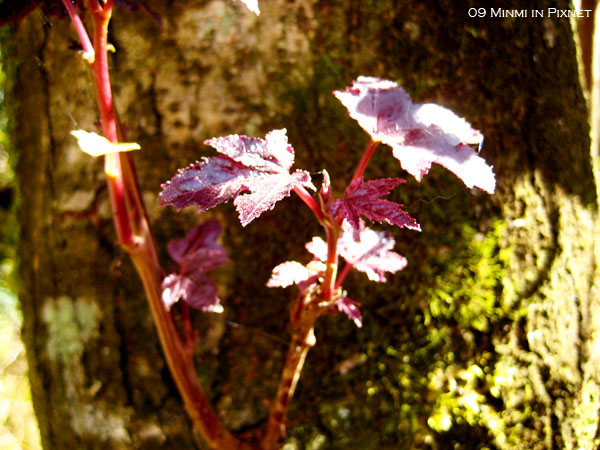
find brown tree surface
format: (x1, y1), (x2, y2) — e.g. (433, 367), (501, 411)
(4, 0), (600, 448)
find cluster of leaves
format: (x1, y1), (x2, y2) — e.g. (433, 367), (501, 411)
(4, 0), (496, 352)
(159, 76), (495, 326)
(3, 0), (499, 443)
(267, 218), (408, 327)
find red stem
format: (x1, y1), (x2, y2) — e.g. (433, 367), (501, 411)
(180, 301), (197, 360)
(60, 0), (94, 61)
(334, 262), (353, 290)
(262, 297), (319, 450)
(85, 0), (102, 13)
(263, 180), (342, 446)
(351, 140), (379, 182)
(293, 185), (324, 223)
(72, 3), (250, 449)
(320, 225), (340, 300)
(85, 1), (135, 246)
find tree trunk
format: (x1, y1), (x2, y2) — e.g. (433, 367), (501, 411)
(5, 0), (600, 448)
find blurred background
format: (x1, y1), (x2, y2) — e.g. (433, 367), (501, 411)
(0, 46), (42, 449)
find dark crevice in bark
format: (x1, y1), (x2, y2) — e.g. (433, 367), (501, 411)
(114, 296), (135, 406)
(573, 269), (587, 384)
(148, 70), (163, 138)
(38, 21), (57, 201)
(519, 177), (561, 303)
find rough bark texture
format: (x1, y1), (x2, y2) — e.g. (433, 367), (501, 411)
(5, 0), (600, 448)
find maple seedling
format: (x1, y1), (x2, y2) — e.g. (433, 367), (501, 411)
(4, 0), (495, 447)
(159, 76), (495, 448)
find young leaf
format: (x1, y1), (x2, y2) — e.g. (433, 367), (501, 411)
(337, 219), (407, 282)
(334, 77), (495, 193)
(158, 157), (253, 212)
(161, 221), (228, 312)
(267, 261), (310, 288)
(162, 272), (223, 313)
(167, 218), (227, 266)
(305, 236), (328, 262)
(159, 129), (314, 226)
(307, 219), (407, 283)
(71, 130), (140, 157)
(335, 297), (362, 328)
(331, 177), (421, 231)
(318, 169), (332, 210)
(266, 260), (325, 289)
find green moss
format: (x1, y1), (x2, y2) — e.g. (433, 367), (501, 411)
(426, 221), (506, 333)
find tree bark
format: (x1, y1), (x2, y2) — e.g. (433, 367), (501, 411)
(5, 0), (600, 448)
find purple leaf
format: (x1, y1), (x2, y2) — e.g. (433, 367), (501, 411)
(167, 220), (228, 268)
(162, 273), (184, 310)
(161, 272), (222, 313)
(159, 157), (253, 212)
(205, 130), (295, 172)
(334, 77), (495, 193)
(161, 221), (228, 311)
(305, 236), (328, 262)
(160, 129), (314, 226)
(307, 220), (407, 282)
(331, 177), (421, 231)
(267, 260), (325, 295)
(178, 247), (229, 274)
(233, 169), (312, 226)
(336, 297), (362, 328)
(338, 219), (407, 282)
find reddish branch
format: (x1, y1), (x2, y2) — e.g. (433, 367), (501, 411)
(351, 140), (379, 182)
(64, 1), (252, 448)
(293, 185), (325, 223)
(263, 201), (343, 447)
(262, 293), (321, 450)
(62, 2), (366, 448)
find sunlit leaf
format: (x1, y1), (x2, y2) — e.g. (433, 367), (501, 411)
(307, 219), (407, 283)
(334, 77), (495, 193)
(160, 129), (313, 226)
(71, 130), (140, 157)
(331, 177), (420, 231)
(337, 219), (407, 282)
